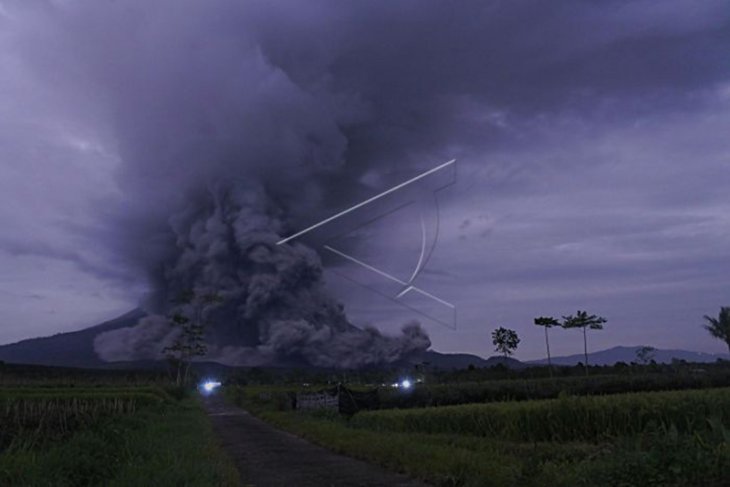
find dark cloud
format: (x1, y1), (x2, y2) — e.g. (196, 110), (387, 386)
(1, 0), (729, 359)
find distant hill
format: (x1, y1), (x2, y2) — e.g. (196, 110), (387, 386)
(0, 309), (145, 368)
(5, 312), (723, 370)
(529, 345), (729, 366)
(0, 310), (512, 370)
(416, 351), (525, 370)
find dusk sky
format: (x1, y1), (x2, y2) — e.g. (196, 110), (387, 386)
(1, 0), (730, 361)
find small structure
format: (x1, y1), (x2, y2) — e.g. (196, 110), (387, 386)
(295, 390), (339, 411)
(295, 384), (379, 415)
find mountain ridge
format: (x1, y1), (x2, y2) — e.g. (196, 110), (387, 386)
(528, 345), (729, 366)
(1, 310), (727, 369)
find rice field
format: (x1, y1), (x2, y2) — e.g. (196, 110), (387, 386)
(236, 381), (730, 486)
(0, 389), (166, 450)
(352, 387), (730, 442)
(0, 370), (239, 487)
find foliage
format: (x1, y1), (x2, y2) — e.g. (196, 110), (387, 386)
(703, 306), (730, 353)
(377, 368), (730, 409)
(0, 399), (239, 487)
(163, 290), (222, 386)
(0, 390), (165, 450)
(0, 363), (169, 387)
(351, 387), (730, 442)
(491, 327), (520, 358)
(534, 316), (560, 375)
(636, 346), (656, 365)
(562, 310), (607, 373)
(237, 390), (730, 487)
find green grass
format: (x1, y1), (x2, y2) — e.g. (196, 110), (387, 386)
(379, 370), (730, 409)
(0, 398), (240, 487)
(352, 387), (730, 442)
(257, 410), (596, 486)
(230, 386), (730, 487)
(249, 407), (730, 487)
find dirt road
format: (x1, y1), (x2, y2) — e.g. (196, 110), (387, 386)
(202, 394), (428, 487)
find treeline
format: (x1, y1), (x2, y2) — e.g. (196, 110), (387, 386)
(379, 365), (730, 409)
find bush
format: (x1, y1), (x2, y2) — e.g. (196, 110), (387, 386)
(378, 370), (730, 409)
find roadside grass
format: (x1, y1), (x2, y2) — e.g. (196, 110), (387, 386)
(231, 386), (730, 487)
(0, 398), (240, 487)
(256, 409), (730, 487)
(257, 409), (592, 486)
(351, 387), (730, 442)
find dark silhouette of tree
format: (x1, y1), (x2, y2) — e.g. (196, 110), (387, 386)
(163, 290), (222, 386)
(561, 310), (607, 375)
(635, 345), (656, 365)
(491, 327), (520, 359)
(534, 316), (560, 377)
(702, 307), (730, 354)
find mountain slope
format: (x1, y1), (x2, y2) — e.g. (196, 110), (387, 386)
(416, 351), (525, 370)
(529, 345), (729, 366)
(0, 309), (144, 368)
(0, 310), (499, 370)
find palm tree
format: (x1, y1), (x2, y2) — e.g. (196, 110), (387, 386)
(702, 307), (730, 354)
(491, 327), (520, 359)
(534, 316), (560, 377)
(562, 310), (607, 375)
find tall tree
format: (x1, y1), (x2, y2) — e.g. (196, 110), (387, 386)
(163, 290), (222, 386)
(491, 327), (520, 359)
(561, 310), (607, 375)
(635, 345), (656, 365)
(534, 316), (560, 377)
(702, 307), (730, 354)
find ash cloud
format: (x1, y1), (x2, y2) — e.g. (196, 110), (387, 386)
(93, 183), (431, 367)
(3, 0), (729, 360)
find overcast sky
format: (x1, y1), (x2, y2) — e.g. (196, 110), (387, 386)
(1, 0), (730, 360)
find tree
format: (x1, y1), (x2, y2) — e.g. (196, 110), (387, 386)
(491, 327), (520, 359)
(561, 310), (607, 375)
(702, 307), (730, 354)
(534, 316), (560, 377)
(635, 345), (656, 365)
(163, 290), (222, 386)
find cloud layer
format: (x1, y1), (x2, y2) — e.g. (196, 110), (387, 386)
(1, 0), (729, 359)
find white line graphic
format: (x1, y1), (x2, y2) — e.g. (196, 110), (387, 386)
(276, 159), (455, 245)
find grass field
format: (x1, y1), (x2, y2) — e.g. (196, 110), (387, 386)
(378, 369), (730, 409)
(230, 381), (730, 486)
(0, 381), (240, 486)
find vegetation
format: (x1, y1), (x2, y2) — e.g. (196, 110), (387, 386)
(230, 385), (730, 487)
(0, 398), (239, 486)
(562, 310), (607, 374)
(351, 388), (730, 441)
(377, 368), (730, 409)
(0, 368), (240, 487)
(636, 346), (656, 365)
(534, 316), (560, 376)
(703, 306), (730, 354)
(491, 327), (520, 358)
(163, 290), (222, 386)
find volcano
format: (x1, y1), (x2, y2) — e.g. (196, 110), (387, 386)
(0, 309), (492, 370)
(0, 310), (145, 368)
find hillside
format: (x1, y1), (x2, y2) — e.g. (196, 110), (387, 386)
(530, 345), (729, 366)
(0, 309), (145, 368)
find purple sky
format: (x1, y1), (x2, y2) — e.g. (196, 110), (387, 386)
(1, 0), (730, 360)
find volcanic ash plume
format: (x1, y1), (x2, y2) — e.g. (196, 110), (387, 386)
(94, 185), (431, 367)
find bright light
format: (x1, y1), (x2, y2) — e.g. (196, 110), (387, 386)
(401, 379), (412, 389)
(201, 380), (222, 393)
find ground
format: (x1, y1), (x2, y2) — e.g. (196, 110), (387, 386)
(202, 394), (428, 487)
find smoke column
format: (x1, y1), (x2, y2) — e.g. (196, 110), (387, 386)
(68, 0), (461, 367)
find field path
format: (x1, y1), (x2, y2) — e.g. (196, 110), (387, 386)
(202, 394), (429, 487)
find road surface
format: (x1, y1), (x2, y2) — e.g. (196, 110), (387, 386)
(202, 394), (429, 487)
